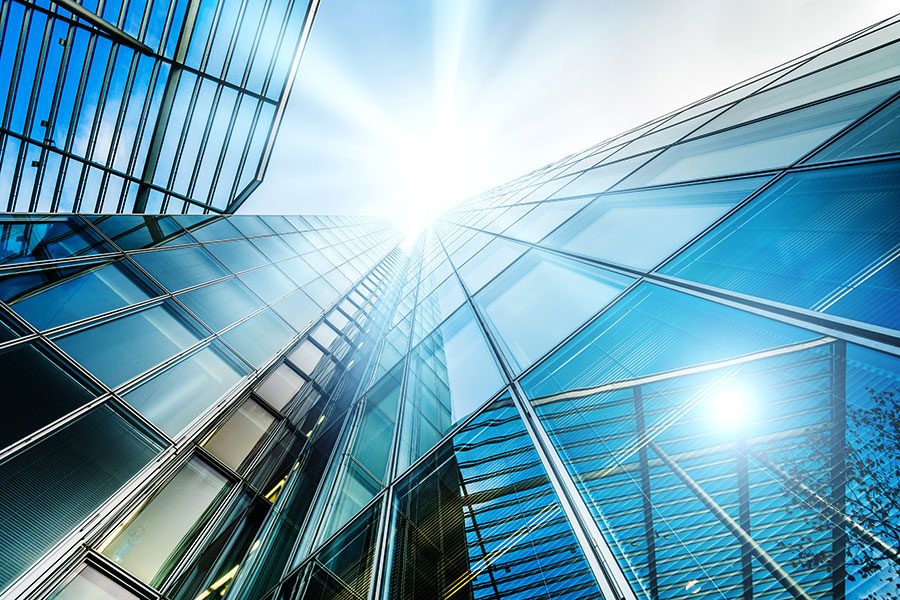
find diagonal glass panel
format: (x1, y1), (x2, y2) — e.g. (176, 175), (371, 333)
(475, 250), (633, 373)
(807, 94), (900, 163)
(616, 82), (899, 189)
(543, 176), (770, 270)
(661, 160), (900, 332)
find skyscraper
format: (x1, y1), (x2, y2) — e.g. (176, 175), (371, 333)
(0, 0), (319, 213)
(0, 11), (899, 600)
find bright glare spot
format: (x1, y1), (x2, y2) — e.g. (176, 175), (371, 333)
(707, 383), (752, 431)
(388, 125), (488, 246)
(685, 579), (701, 593)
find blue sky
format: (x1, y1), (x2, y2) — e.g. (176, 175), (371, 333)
(252, 0), (898, 238)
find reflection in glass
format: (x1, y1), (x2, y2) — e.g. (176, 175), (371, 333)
(49, 564), (141, 600)
(662, 160), (900, 331)
(809, 95), (900, 163)
(132, 245), (228, 292)
(122, 342), (249, 436)
(399, 304), (505, 472)
(0, 259), (161, 331)
(387, 396), (603, 600)
(54, 301), (207, 388)
(523, 296), (900, 599)
(101, 458), (229, 586)
(0, 215), (110, 265)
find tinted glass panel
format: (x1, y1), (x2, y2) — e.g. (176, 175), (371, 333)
(545, 176), (769, 270)
(475, 251), (633, 372)
(101, 458), (229, 586)
(177, 278), (265, 332)
(0, 216), (110, 265)
(809, 95), (900, 163)
(221, 309), (295, 368)
(89, 215), (193, 250)
(662, 160), (900, 331)
(0, 405), (161, 592)
(54, 301), (206, 388)
(49, 565), (141, 600)
(0, 259), (160, 330)
(132, 246), (228, 292)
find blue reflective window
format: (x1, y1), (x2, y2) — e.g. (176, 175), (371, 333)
(458, 237), (527, 293)
(174, 216), (242, 242)
(0, 404), (162, 592)
(0, 259), (161, 330)
(0, 216), (110, 265)
(549, 153), (658, 199)
(122, 342), (249, 436)
(204, 239), (268, 273)
(662, 160), (900, 331)
(475, 250), (633, 372)
(618, 82), (899, 188)
(221, 309), (295, 368)
(178, 278), (265, 331)
(228, 216), (273, 238)
(503, 197), (590, 243)
(54, 301), (207, 388)
(251, 235), (295, 263)
(545, 176), (769, 270)
(400, 304), (505, 472)
(88, 215), (193, 250)
(132, 246), (228, 292)
(238, 264), (297, 304)
(522, 284), (816, 399)
(809, 95), (900, 163)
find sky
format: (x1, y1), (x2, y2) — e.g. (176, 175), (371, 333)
(252, 0), (899, 239)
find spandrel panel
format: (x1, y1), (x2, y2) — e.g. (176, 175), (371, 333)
(387, 396), (604, 600)
(544, 176), (769, 270)
(661, 160), (900, 332)
(475, 250), (633, 373)
(48, 564), (142, 600)
(203, 399), (277, 472)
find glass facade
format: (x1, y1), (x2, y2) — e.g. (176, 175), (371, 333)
(2, 13), (900, 600)
(0, 0), (319, 214)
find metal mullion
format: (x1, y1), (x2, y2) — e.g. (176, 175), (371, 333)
(183, 83), (227, 203)
(219, 0), (251, 80)
(3, 7), (36, 211)
(431, 227), (633, 599)
(22, 8), (56, 211)
(201, 82), (246, 212)
(158, 66), (208, 213)
(258, 0), (300, 95)
(227, 97), (264, 203)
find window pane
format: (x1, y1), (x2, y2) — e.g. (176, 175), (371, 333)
(238, 264), (296, 304)
(387, 396), (603, 600)
(89, 215), (193, 250)
(0, 259), (161, 330)
(132, 246), (228, 292)
(458, 238), (527, 294)
(545, 176), (769, 270)
(548, 153), (657, 199)
(662, 160), (900, 331)
(503, 197), (590, 243)
(0, 341), (98, 449)
(221, 309), (295, 368)
(122, 342), (249, 436)
(618, 83), (898, 189)
(475, 251), (633, 372)
(287, 340), (324, 375)
(54, 301), (206, 388)
(255, 363), (305, 410)
(203, 399), (276, 471)
(809, 95), (900, 163)
(101, 458), (229, 586)
(400, 305), (504, 472)
(204, 239), (268, 274)
(0, 215), (110, 266)
(521, 284), (816, 399)
(49, 565), (141, 600)
(177, 278), (265, 332)
(0, 405), (162, 591)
